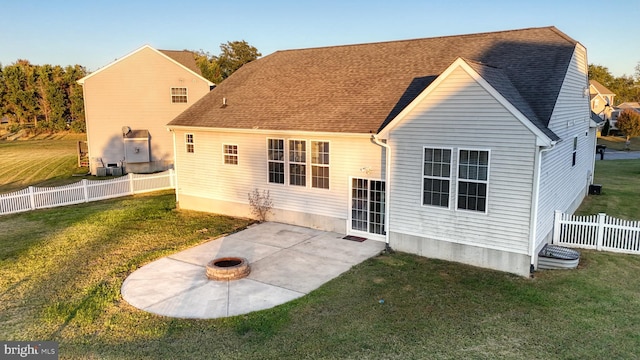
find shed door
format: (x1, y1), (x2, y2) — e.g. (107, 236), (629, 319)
(350, 178), (385, 241)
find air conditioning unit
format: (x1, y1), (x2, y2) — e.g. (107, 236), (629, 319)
(110, 167), (123, 177)
(96, 167), (107, 177)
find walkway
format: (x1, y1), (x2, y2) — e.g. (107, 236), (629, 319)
(121, 222), (385, 319)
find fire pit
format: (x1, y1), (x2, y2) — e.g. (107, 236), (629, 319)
(206, 257), (251, 281)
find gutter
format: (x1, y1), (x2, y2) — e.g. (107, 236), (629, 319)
(528, 140), (557, 275)
(371, 134), (391, 249)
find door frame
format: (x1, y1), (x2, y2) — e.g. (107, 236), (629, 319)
(347, 176), (386, 242)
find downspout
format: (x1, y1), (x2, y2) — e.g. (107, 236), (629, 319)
(528, 140), (557, 275)
(371, 134), (391, 250)
(170, 129), (180, 203)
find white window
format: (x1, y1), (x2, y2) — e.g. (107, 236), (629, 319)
(456, 149), (489, 212)
(311, 141), (330, 189)
(289, 140), (306, 186)
(223, 144), (238, 165)
(267, 139), (285, 184)
(171, 87), (188, 103)
(185, 133), (194, 153)
(422, 148), (452, 208)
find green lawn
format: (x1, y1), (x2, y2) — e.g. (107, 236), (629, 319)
(0, 134), (89, 194)
(1, 182), (640, 358)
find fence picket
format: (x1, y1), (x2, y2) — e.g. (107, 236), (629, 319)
(0, 170), (176, 216)
(554, 211), (640, 255)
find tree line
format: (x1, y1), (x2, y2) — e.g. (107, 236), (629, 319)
(0, 41), (261, 135)
(0, 61), (87, 133)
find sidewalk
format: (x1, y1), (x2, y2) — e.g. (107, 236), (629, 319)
(597, 150), (640, 160)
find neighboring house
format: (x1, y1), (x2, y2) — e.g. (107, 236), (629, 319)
(167, 27), (594, 277)
(78, 45), (214, 175)
(610, 102), (640, 130)
(589, 80), (615, 118)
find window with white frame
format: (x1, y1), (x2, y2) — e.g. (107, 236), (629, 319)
(185, 133), (194, 153)
(311, 141), (330, 189)
(289, 140), (306, 186)
(422, 148), (452, 207)
(457, 149), (489, 212)
(171, 87), (188, 103)
(572, 137), (578, 167)
(267, 139), (285, 184)
(223, 144), (238, 165)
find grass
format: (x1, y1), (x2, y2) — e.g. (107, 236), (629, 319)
(1, 190), (640, 359)
(1, 141), (639, 359)
(0, 133), (89, 194)
(597, 135), (640, 151)
(576, 159), (640, 219)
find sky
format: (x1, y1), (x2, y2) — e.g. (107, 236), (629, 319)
(1, 0), (638, 77)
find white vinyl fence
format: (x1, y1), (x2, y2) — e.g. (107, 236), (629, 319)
(0, 170), (175, 216)
(553, 210), (640, 255)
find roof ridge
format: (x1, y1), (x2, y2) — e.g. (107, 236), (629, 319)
(274, 26), (564, 54)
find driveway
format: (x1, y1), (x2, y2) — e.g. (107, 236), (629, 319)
(121, 222), (385, 319)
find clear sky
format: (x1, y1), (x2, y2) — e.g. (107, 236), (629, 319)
(1, 0), (638, 77)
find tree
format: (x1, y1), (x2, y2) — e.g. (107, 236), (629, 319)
(588, 64), (640, 104)
(193, 50), (223, 84)
(616, 109), (640, 149)
(193, 41), (261, 84)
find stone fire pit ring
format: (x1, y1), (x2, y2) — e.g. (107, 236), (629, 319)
(206, 257), (251, 281)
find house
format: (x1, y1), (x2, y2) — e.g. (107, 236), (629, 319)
(167, 27), (594, 277)
(589, 80), (615, 118)
(78, 45), (213, 175)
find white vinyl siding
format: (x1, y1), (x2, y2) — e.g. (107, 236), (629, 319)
(535, 44), (593, 248)
(388, 66), (536, 254)
(173, 130), (382, 222)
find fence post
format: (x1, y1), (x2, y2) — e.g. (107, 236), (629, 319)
(128, 173), (135, 195)
(596, 213), (606, 251)
(82, 179), (89, 202)
(552, 210), (562, 244)
(28, 186), (36, 210)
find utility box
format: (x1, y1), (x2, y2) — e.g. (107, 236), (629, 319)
(124, 129), (150, 164)
(589, 184), (602, 195)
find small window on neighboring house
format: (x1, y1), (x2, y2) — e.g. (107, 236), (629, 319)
(289, 140), (306, 186)
(457, 149), (489, 212)
(267, 139), (285, 184)
(171, 87), (188, 103)
(224, 144), (238, 165)
(185, 133), (194, 153)
(572, 137), (578, 167)
(422, 148), (452, 208)
(311, 141), (330, 189)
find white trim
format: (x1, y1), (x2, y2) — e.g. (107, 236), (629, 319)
(421, 146), (454, 210)
(287, 139), (307, 187)
(455, 148), (490, 214)
(171, 87), (188, 104)
(378, 57), (554, 146)
(310, 140), (330, 190)
(77, 45), (214, 86)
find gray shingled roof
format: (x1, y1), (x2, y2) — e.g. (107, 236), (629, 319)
(160, 50), (202, 76)
(169, 26), (578, 137)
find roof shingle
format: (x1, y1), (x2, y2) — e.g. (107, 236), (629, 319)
(169, 26), (578, 135)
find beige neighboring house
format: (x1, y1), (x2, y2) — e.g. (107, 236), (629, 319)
(78, 45), (213, 175)
(589, 80), (615, 117)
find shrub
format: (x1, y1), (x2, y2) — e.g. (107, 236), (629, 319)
(616, 109), (640, 143)
(248, 189), (273, 222)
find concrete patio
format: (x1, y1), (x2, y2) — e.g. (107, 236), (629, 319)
(121, 222), (385, 319)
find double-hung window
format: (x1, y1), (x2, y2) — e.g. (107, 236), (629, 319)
(572, 137), (578, 167)
(457, 149), (489, 212)
(224, 144), (238, 165)
(171, 87), (188, 103)
(289, 140), (306, 186)
(311, 141), (330, 189)
(267, 139), (285, 184)
(422, 148), (452, 207)
(185, 133), (194, 153)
